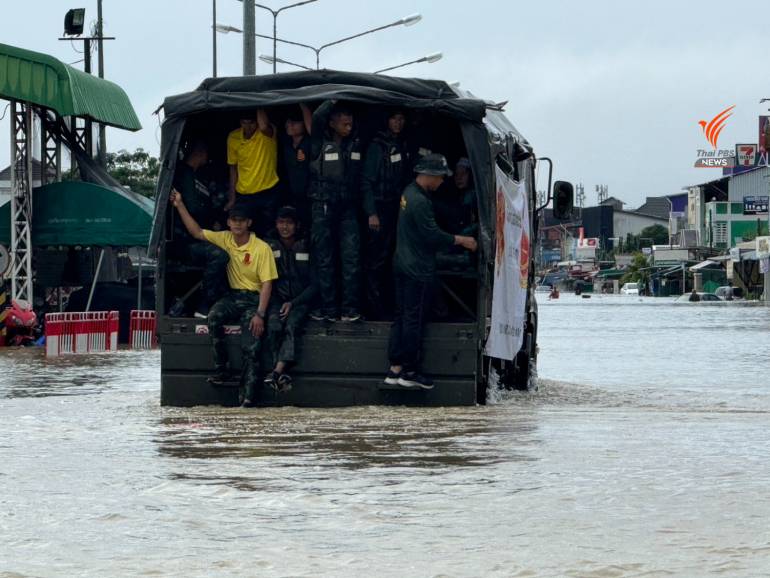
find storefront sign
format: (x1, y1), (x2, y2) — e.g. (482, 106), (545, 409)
(736, 143), (757, 166)
(743, 195), (769, 215)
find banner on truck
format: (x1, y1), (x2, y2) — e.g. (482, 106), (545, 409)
(485, 166), (529, 361)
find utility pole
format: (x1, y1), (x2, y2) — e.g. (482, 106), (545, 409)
(243, 0), (256, 75)
(212, 0), (217, 77)
(765, 176), (770, 303)
(96, 0), (106, 166)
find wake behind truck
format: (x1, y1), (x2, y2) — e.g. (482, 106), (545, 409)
(150, 70), (572, 407)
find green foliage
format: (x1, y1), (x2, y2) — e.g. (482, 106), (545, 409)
(61, 148), (159, 198)
(105, 148), (159, 198)
(621, 252), (651, 286)
(639, 224), (669, 245)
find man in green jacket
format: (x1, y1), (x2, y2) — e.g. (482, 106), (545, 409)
(386, 154), (477, 389)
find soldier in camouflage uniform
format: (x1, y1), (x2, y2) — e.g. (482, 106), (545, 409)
(362, 108), (411, 320)
(170, 139), (229, 317)
(300, 101), (363, 322)
(264, 206), (317, 390)
(170, 193), (278, 407)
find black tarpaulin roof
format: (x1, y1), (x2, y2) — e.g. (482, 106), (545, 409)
(150, 70), (528, 259)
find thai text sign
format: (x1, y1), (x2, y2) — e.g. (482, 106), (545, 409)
(743, 195), (769, 215)
(485, 167), (529, 361)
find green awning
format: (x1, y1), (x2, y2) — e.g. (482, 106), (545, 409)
(595, 268), (626, 279)
(0, 42), (141, 131)
(0, 181), (152, 246)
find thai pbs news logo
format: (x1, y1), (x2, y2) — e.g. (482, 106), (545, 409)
(693, 105), (767, 168)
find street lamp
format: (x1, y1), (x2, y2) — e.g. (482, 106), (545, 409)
(373, 51), (442, 74)
(217, 12), (422, 70)
(236, 0), (320, 73)
(259, 53), (312, 71)
(311, 13), (421, 69)
(217, 23), (318, 68)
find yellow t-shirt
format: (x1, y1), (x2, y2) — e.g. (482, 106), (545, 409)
(227, 127), (279, 194)
(203, 230), (278, 292)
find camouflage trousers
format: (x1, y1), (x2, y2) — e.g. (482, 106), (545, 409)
(208, 290), (263, 398)
(266, 302), (309, 366)
(311, 200), (361, 317)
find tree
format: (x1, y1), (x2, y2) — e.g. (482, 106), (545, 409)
(621, 252), (651, 287)
(105, 148), (160, 198)
(639, 224), (669, 246)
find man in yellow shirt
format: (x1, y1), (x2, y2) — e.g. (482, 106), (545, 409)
(226, 109), (279, 236)
(170, 189), (278, 407)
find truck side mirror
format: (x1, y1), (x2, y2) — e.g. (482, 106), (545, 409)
(552, 181), (574, 220)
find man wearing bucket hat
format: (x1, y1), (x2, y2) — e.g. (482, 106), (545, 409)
(385, 153), (478, 389)
(169, 191), (278, 407)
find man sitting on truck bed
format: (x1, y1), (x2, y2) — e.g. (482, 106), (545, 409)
(169, 190), (278, 408)
(225, 109), (280, 236)
(300, 101), (363, 322)
(264, 206), (317, 391)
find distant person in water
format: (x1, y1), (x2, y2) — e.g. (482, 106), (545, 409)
(549, 287), (560, 299)
(688, 288), (700, 302)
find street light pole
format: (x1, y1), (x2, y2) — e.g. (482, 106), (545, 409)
(373, 51), (442, 74)
(314, 13), (421, 69)
(96, 0), (106, 166)
(259, 54), (312, 70)
(218, 12), (421, 71)
(251, 1), (319, 73)
(212, 0), (217, 77)
(243, 0), (255, 75)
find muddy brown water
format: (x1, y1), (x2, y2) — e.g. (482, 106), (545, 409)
(2, 295), (769, 577)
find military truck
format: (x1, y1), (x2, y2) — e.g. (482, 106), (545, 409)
(150, 70), (572, 407)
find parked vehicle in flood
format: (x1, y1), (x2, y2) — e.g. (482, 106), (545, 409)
(620, 282), (639, 295)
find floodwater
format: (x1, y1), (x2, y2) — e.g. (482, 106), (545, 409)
(2, 296), (770, 577)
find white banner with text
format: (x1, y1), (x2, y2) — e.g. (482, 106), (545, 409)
(485, 167), (529, 361)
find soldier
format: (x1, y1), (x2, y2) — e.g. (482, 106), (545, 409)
(264, 206), (317, 390)
(169, 191), (278, 408)
(225, 109), (279, 236)
(385, 154), (478, 389)
(278, 107), (312, 231)
(300, 101), (363, 322)
(362, 108), (411, 320)
(170, 139), (229, 317)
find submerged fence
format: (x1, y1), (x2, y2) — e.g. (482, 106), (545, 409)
(129, 310), (157, 350)
(45, 311), (119, 357)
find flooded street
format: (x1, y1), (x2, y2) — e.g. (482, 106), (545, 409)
(2, 297), (770, 577)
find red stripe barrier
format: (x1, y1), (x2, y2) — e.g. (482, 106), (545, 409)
(45, 311), (119, 357)
(129, 310), (157, 349)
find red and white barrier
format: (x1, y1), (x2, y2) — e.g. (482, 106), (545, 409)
(129, 310), (157, 349)
(45, 311), (119, 357)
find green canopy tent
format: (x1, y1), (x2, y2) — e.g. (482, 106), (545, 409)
(0, 181), (152, 246)
(0, 42), (142, 130)
(0, 181), (153, 312)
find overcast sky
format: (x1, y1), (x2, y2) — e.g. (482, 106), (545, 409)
(2, 0), (769, 208)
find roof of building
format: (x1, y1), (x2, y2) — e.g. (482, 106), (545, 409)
(0, 42), (141, 130)
(600, 196), (625, 207)
(0, 158), (56, 182)
(635, 196), (671, 219)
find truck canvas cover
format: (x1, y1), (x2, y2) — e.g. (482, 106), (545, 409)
(150, 70), (530, 260)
